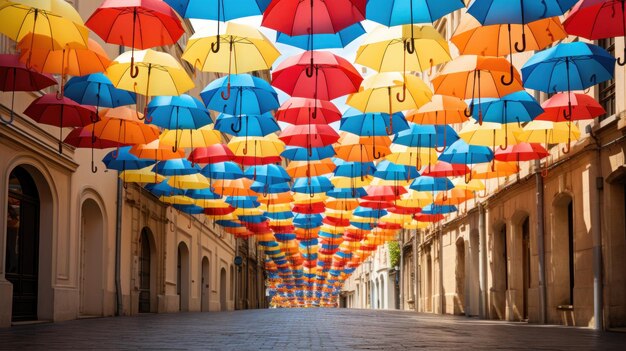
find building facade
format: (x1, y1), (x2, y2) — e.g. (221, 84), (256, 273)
(400, 8), (626, 330)
(0, 0), (266, 328)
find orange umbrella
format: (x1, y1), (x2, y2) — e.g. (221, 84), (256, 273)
(286, 159), (336, 178)
(212, 178), (257, 196)
(434, 188), (474, 206)
(334, 133), (391, 162)
(83, 107), (159, 146)
(406, 95), (469, 125)
(130, 139), (185, 161)
(431, 55), (523, 124)
(472, 161), (519, 180)
(257, 192), (294, 205)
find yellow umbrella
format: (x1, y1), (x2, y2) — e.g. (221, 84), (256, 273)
(452, 178), (485, 191)
(472, 161), (519, 179)
(196, 199), (230, 209)
(167, 174), (211, 190)
(369, 177), (411, 187)
(159, 195), (195, 206)
(385, 144), (438, 169)
(515, 121), (580, 154)
(0, 0), (88, 49)
(396, 190), (433, 209)
(434, 188), (474, 206)
(119, 167), (165, 183)
(213, 178), (256, 197)
(325, 199), (359, 211)
(227, 134), (285, 159)
(459, 121), (522, 149)
(403, 219), (429, 230)
(356, 24), (451, 73)
(183, 22), (280, 75)
(261, 203), (291, 213)
(293, 193), (327, 204)
(331, 176), (372, 188)
(160, 126), (222, 150)
(106, 49), (194, 99)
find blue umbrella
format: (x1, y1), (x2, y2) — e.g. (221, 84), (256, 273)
(373, 160), (420, 181)
(201, 161), (243, 180)
(340, 108), (409, 136)
(64, 73), (136, 108)
(164, 0), (270, 20)
(327, 187), (367, 199)
(244, 164), (291, 185)
(250, 181), (291, 194)
(468, 0), (579, 52)
(276, 23), (366, 50)
(522, 42), (615, 152)
(145, 180), (185, 197)
(438, 139), (494, 165)
(353, 206), (387, 219)
(174, 204), (205, 215)
(282, 145), (336, 161)
(293, 214), (323, 229)
(154, 159), (200, 176)
(103, 146), (154, 171)
(215, 112), (280, 137)
(422, 204), (457, 215)
(292, 176), (333, 195)
(393, 124), (459, 150)
(266, 211), (294, 220)
(367, 0), (465, 26)
(410, 176), (454, 192)
(225, 196), (260, 209)
(186, 188), (221, 200)
(200, 74), (279, 116)
(333, 159), (376, 178)
(147, 95), (211, 129)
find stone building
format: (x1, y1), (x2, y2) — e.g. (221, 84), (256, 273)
(0, 0), (266, 328)
(400, 8), (626, 330)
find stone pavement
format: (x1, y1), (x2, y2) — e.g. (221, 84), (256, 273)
(0, 309), (625, 350)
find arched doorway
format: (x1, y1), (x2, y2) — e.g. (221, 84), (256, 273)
(80, 199), (104, 316)
(455, 239), (466, 315)
(138, 228), (154, 313)
(521, 217), (531, 320)
(220, 267), (227, 311)
(177, 242), (190, 311)
(201, 257), (210, 312)
(5, 167), (39, 321)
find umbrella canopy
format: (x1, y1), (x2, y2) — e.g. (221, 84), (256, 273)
(535, 93), (605, 122)
(393, 124), (459, 149)
(282, 146), (336, 161)
(373, 160), (419, 181)
(421, 161), (470, 177)
(276, 98), (342, 125)
(470, 90), (543, 124)
(168, 174), (211, 190)
(164, 0), (270, 20)
(334, 134), (392, 162)
(471, 161), (519, 179)
(154, 158), (200, 176)
(159, 127), (222, 150)
(280, 124), (340, 148)
(410, 175), (454, 192)
(459, 121), (522, 149)
(228, 134), (285, 165)
(201, 161), (244, 180)
(293, 177), (334, 195)
(366, 0), (465, 26)
(146, 180), (185, 197)
(130, 139), (186, 161)
(515, 120), (581, 145)
(356, 24), (451, 73)
(213, 178), (257, 196)
(494, 142), (549, 162)
(201, 74), (279, 115)
(262, 0), (366, 36)
(406, 95), (469, 125)
(188, 144), (235, 164)
(103, 146), (155, 171)
(245, 165), (290, 184)
(340, 108), (409, 136)
(276, 23), (365, 50)
(63, 127), (124, 149)
(468, 0), (578, 25)
(287, 160), (336, 178)
(215, 113), (280, 137)
(121, 167), (165, 183)
(272, 51), (363, 101)
(438, 139), (494, 165)
(147, 95), (211, 130)
(385, 144), (438, 169)
(84, 111), (160, 147)
(64, 73), (136, 108)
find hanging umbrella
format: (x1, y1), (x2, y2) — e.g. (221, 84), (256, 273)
(262, 0), (366, 36)
(421, 161), (470, 178)
(564, 0), (626, 65)
(201, 161), (244, 180)
(64, 127), (124, 172)
(340, 108), (409, 137)
(459, 121), (522, 151)
(393, 124), (459, 150)
(228, 134), (285, 164)
(410, 175), (454, 192)
(164, 0), (270, 20)
(213, 178), (257, 196)
(272, 51), (363, 101)
(276, 97), (341, 125)
(471, 161), (519, 180)
(439, 139), (494, 165)
(245, 164), (291, 185)
(103, 146), (155, 171)
(188, 144), (234, 164)
(334, 134), (392, 162)
(182, 22), (280, 97)
(515, 120), (581, 154)
(293, 176), (333, 196)
(130, 139), (185, 161)
(521, 42), (615, 152)
(147, 95), (211, 129)
(215, 113), (280, 137)
(406, 95), (469, 125)
(86, 0), (184, 78)
(283, 146), (336, 161)
(201, 73), (279, 116)
(280, 124), (340, 148)
(168, 174), (211, 190)
(494, 142), (550, 167)
(467, 0), (578, 52)
(24, 93), (97, 154)
(0, 54), (56, 124)
(373, 160), (419, 181)
(84, 107), (161, 148)
(434, 188), (474, 206)
(64, 73), (136, 109)
(355, 24), (451, 73)
(366, 0), (465, 27)
(385, 144), (438, 170)
(276, 23), (365, 50)
(159, 126), (222, 151)
(432, 55), (524, 124)
(536, 92), (605, 123)
(287, 160), (336, 178)
(120, 166), (166, 184)
(0, 0), (88, 52)
(146, 180), (185, 197)
(451, 15), (566, 85)
(154, 158), (200, 176)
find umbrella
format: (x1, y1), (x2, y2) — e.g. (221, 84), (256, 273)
(280, 124), (339, 148)
(276, 23), (365, 50)
(287, 160), (336, 178)
(188, 144), (234, 164)
(168, 174), (211, 190)
(213, 178), (257, 196)
(293, 176), (333, 196)
(201, 73), (279, 116)
(228, 134), (285, 164)
(385, 144), (438, 169)
(515, 120), (581, 154)
(262, 0), (366, 36)
(434, 188), (474, 206)
(86, 0), (184, 77)
(467, 0), (578, 52)
(64, 127), (124, 172)
(147, 95), (211, 129)
(451, 15), (566, 85)
(272, 51), (363, 101)
(24, 93), (97, 153)
(563, 0), (626, 65)
(103, 146), (155, 171)
(146, 180), (185, 197)
(0, 0), (88, 51)
(535, 92), (605, 122)
(355, 24), (451, 73)
(201, 161), (244, 180)
(121, 167), (165, 184)
(154, 158), (200, 176)
(334, 134), (392, 162)
(421, 161), (470, 178)
(245, 164), (291, 185)
(276, 97), (341, 125)
(406, 95), (468, 125)
(130, 139), (185, 161)
(471, 161), (519, 180)
(84, 107), (160, 147)
(340, 108), (409, 136)
(410, 176), (454, 192)
(282, 146), (336, 161)
(393, 124), (459, 153)
(0, 54), (56, 124)
(459, 121), (522, 152)
(438, 139), (494, 165)
(164, 0), (270, 20)
(64, 73), (136, 109)
(373, 160), (419, 181)
(494, 142), (550, 166)
(159, 127), (222, 151)
(432, 55), (524, 124)
(215, 113), (280, 137)
(366, 0), (465, 27)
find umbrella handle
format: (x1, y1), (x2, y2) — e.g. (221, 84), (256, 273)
(514, 33), (527, 52)
(230, 116), (243, 134)
(305, 57), (315, 78)
(491, 159), (496, 172)
(464, 102), (474, 118)
(499, 130), (509, 150)
(130, 58), (140, 79)
(373, 144), (382, 160)
(221, 82), (231, 100)
(112, 147), (120, 159)
(618, 50), (626, 66)
(396, 84), (407, 103)
(211, 35), (221, 53)
(500, 65), (515, 86)
(91, 160), (98, 174)
(404, 38), (416, 54)
(123, 181), (128, 190)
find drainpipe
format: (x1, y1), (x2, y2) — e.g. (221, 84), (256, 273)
(413, 229), (419, 312)
(399, 230), (404, 310)
(478, 203), (487, 319)
(535, 160), (547, 324)
(587, 125), (604, 331)
(114, 177), (123, 316)
(439, 229), (444, 314)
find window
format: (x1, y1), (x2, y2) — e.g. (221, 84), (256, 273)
(598, 38), (616, 121)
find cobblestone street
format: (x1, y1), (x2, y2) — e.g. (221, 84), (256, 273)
(0, 309), (625, 350)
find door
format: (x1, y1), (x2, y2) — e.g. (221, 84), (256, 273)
(220, 268), (227, 311)
(522, 218), (531, 320)
(5, 167), (40, 321)
(138, 229), (151, 313)
(201, 257), (210, 312)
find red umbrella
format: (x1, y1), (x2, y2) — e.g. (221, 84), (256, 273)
(279, 124), (339, 148)
(204, 206), (236, 216)
(388, 206), (422, 215)
(292, 202), (326, 214)
(421, 161), (470, 177)
(0, 54), (57, 124)
(535, 92), (605, 122)
(64, 127), (125, 173)
(362, 185), (407, 201)
(234, 155), (282, 166)
(276, 97), (342, 125)
(24, 94), (98, 153)
(323, 217), (350, 227)
(359, 201), (394, 209)
(262, 0), (366, 36)
(272, 51), (362, 101)
(415, 213), (444, 223)
(564, 0), (626, 65)
(495, 142), (549, 162)
(86, 0), (184, 77)
(188, 144), (235, 164)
